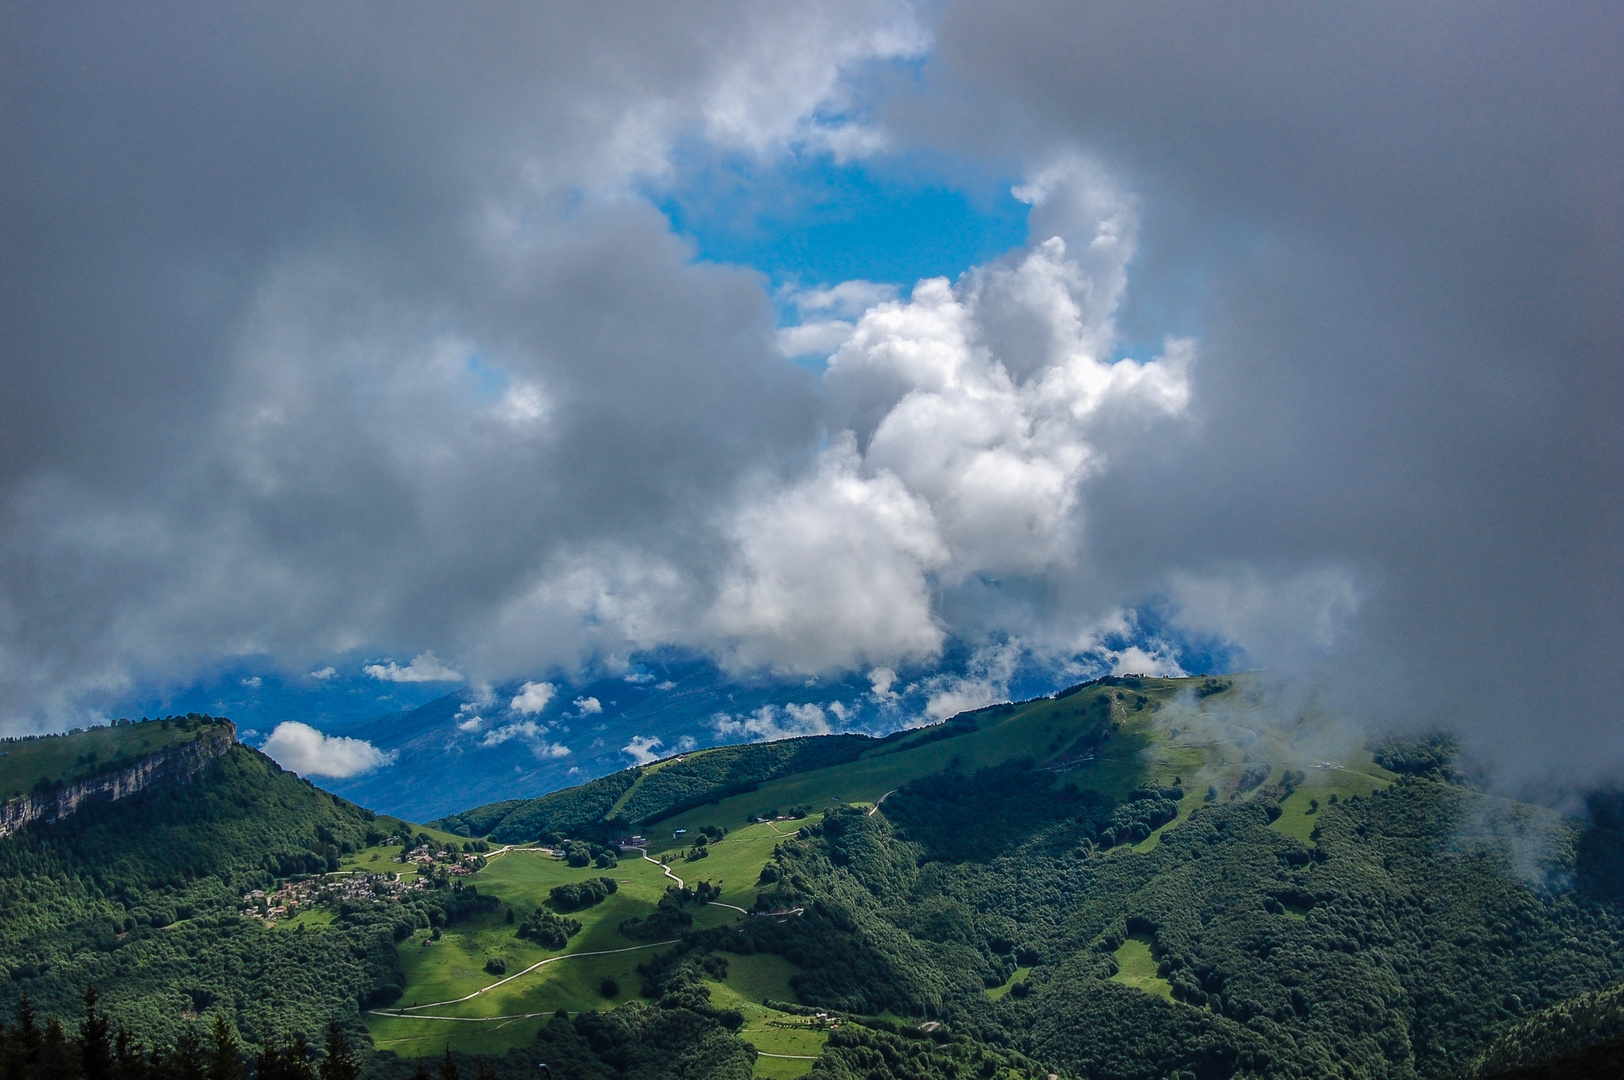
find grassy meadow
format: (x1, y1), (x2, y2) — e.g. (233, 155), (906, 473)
(1111, 934), (1173, 999)
(361, 819), (822, 1062)
(364, 674), (1398, 1057)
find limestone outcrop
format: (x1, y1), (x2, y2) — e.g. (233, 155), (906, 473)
(0, 723), (235, 838)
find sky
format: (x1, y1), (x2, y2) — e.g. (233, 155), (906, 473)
(0, 1), (1619, 797)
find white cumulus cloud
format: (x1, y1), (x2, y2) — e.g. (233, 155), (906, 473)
(573, 696), (603, 715)
(708, 436), (949, 673)
(711, 701), (835, 742)
(509, 680), (556, 715)
(823, 166), (1190, 581)
(480, 719), (570, 758)
(623, 735), (664, 765)
(260, 722), (396, 778)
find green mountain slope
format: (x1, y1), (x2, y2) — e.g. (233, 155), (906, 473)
(431, 733), (879, 842)
(1462, 980), (1624, 1077)
(0, 718), (471, 1053)
(386, 674), (1624, 1079)
(439, 674), (1389, 848)
(9, 682), (1622, 1080)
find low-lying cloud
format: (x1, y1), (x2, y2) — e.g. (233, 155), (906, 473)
(623, 735), (665, 766)
(363, 653), (464, 684)
(510, 682), (557, 716)
(712, 702), (839, 742)
(261, 722), (396, 778)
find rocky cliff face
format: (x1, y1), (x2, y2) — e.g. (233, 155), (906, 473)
(0, 723), (236, 839)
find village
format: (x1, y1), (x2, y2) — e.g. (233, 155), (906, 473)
(242, 838), (486, 922)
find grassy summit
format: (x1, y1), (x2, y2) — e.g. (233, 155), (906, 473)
(442, 673), (1392, 846)
(0, 714), (224, 801)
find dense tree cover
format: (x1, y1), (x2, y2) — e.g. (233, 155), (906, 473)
(1371, 733), (1462, 779)
(0, 985), (366, 1080)
(514, 910), (580, 950)
(802, 1024), (1052, 1080)
(713, 766), (1624, 1079)
(0, 744), (494, 1053)
(546, 878), (617, 913)
(1475, 1033), (1624, 1080)
(881, 765), (1177, 862)
(617, 888), (694, 941)
(1460, 980), (1624, 1077)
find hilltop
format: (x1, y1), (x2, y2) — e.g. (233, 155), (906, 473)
(0, 714), (225, 802)
(435, 673), (1391, 846)
(0, 718), (472, 1053)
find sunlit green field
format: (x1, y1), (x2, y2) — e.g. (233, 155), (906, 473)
(985, 966), (1034, 1001)
(363, 821), (820, 1057)
(366, 674), (1397, 1057)
(1111, 934), (1173, 999)
(702, 959), (826, 1078)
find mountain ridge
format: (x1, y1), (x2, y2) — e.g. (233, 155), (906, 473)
(0, 717), (235, 838)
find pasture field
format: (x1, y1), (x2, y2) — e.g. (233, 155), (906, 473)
(985, 966), (1034, 1001)
(363, 824), (820, 1057)
(1269, 765), (1390, 842)
(1111, 934), (1173, 999)
(369, 674), (1398, 1056)
(704, 966), (827, 1078)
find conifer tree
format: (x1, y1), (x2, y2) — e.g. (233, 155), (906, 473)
(317, 1022), (360, 1080)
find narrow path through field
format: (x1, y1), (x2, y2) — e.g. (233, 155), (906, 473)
(376, 939), (677, 1014)
(629, 845), (684, 889)
(755, 1052), (820, 1060)
(866, 790), (896, 816)
(479, 844), (557, 862)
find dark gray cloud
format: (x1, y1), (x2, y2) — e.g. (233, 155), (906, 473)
(0, 1), (919, 714)
(921, 0), (1623, 787)
(1, 2), (1618, 795)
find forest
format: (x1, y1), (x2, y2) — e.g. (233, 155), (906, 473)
(701, 761), (1624, 1078)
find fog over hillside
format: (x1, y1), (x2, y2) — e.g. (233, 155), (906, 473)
(0, 2), (1617, 795)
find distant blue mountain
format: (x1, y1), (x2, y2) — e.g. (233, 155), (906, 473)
(115, 625), (1237, 821)
(314, 658), (887, 819)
